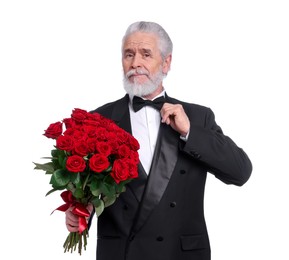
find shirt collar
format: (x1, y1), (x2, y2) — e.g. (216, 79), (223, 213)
(129, 89), (166, 105)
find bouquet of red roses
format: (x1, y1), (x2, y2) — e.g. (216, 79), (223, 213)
(34, 108), (139, 255)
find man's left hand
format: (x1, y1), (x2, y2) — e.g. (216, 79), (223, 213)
(160, 103), (190, 137)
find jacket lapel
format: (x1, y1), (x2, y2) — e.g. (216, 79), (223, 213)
(110, 95), (148, 203)
(132, 122), (179, 233)
(111, 93), (179, 233)
(110, 94), (131, 132)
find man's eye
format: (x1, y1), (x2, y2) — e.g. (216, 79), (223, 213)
(125, 53), (134, 58)
(144, 53), (151, 57)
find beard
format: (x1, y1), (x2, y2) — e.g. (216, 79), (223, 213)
(123, 67), (165, 97)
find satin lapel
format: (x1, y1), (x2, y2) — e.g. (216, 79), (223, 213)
(110, 95), (147, 203)
(110, 94), (131, 131)
(132, 122), (179, 233)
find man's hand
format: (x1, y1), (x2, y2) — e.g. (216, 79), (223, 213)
(160, 103), (190, 137)
(65, 203), (94, 232)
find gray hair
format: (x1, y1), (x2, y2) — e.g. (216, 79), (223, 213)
(122, 21), (173, 60)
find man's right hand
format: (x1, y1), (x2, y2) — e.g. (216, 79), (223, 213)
(65, 204), (94, 232)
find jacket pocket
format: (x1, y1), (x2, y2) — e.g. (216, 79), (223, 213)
(180, 234), (209, 251)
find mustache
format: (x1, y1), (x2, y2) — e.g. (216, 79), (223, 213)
(126, 68), (149, 78)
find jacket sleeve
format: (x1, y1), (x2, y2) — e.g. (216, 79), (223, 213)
(180, 107), (252, 186)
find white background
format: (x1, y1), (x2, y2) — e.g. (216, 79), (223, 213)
(1, 0), (288, 259)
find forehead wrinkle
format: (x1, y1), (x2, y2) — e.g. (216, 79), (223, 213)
(124, 41), (154, 54)
(125, 38), (153, 46)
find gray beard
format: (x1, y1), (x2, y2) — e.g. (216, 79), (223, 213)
(123, 69), (164, 97)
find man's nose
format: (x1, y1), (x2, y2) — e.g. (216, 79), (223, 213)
(131, 54), (142, 69)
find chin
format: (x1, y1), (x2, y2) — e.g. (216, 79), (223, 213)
(123, 81), (158, 97)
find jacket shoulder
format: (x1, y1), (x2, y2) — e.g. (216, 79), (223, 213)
(167, 95), (212, 115)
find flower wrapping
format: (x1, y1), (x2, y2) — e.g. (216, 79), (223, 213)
(34, 108), (140, 255)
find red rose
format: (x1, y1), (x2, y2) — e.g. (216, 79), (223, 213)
(127, 159), (138, 179)
(71, 129), (87, 141)
(63, 118), (75, 129)
(56, 135), (74, 152)
(95, 127), (108, 141)
(117, 144), (131, 158)
(86, 137), (97, 153)
(107, 139), (120, 154)
(106, 131), (118, 142)
(116, 130), (129, 144)
(96, 141), (112, 156)
(82, 120), (99, 128)
(98, 116), (114, 129)
(73, 140), (90, 156)
(127, 135), (140, 151)
(66, 155), (86, 173)
(129, 150), (140, 164)
(43, 121), (63, 139)
(82, 125), (98, 138)
(89, 154), (110, 173)
(63, 127), (75, 136)
(90, 112), (102, 121)
(71, 108), (88, 124)
(111, 158), (130, 184)
(104, 119), (119, 131)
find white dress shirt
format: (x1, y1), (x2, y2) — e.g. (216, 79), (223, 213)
(129, 91), (165, 174)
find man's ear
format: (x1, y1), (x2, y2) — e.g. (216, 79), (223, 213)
(162, 54), (172, 75)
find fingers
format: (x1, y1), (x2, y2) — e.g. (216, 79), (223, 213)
(160, 103), (190, 136)
(65, 207), (80, 232)
(85, 203), (94, 223)
(65, 204), (93, 232)
(160, 103), (180, 123)
(87, 203), (94, 214)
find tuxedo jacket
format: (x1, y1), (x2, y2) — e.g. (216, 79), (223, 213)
(90, 93), (252, 260)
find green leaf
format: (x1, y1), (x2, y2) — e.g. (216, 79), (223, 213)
(91, 188), (101, 197)
(67, 182), (76, 193)
(73, 188), (84, 199)
(68, 172), (78, 183)
(91, 198), (104, 217)
(100, 182), (111, 197)
(100, 180), (117, 197)
(115, 180), (130, 194)
(33, 162), (54, 173)
(103, 195), (116, 208)
(45, 187), (61, 196)
(57, 150), (67, 168)
(50, 169), (70, 188)
(50, 149), (67, 169)
(89, 178), (102, 197)
(116, 184), (126, 194)
(51, 149), (58, 157)
(73, 172), (82, 189)
(91, 196), (100, 206)
(41, 156), (53, 159)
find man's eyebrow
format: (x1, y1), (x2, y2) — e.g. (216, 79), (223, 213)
(141, 48), (152, 54)
(123, 48), (135, 53)
(123, 48), (153, 54)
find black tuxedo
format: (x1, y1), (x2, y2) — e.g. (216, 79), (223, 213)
(90, 93), (252, 260)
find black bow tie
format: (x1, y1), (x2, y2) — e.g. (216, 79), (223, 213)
(132, 96), (165, 112)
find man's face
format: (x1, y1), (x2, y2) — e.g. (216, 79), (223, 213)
(122, 32), (171, 97)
